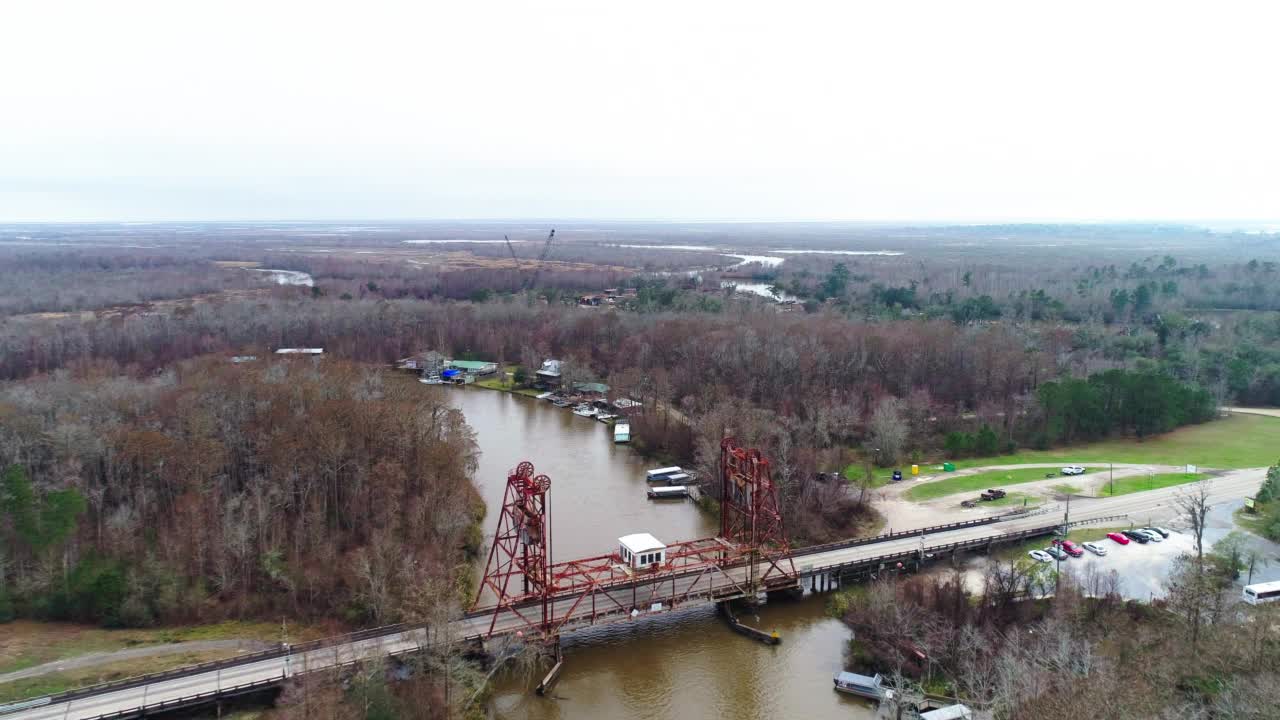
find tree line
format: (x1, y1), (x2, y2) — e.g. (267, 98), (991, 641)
(0, 358), (482, 627)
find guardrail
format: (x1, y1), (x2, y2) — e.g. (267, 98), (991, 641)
(791, 508), (1037, 559)
(29, 623), (429, 712)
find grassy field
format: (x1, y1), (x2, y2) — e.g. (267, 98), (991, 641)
(1099, 472), (1208, 497)
(0, 620), (324, 677)
(473, 373), (544, 397)
(0, 649), (238, 703)
(942, 414), (1280, 471)
(905, 466), (1101, 501)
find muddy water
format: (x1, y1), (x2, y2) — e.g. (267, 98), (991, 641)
(441, 388), (877, 720)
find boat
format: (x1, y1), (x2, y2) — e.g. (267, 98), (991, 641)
(833, 672), (892, 701)
(572, 404), (598, 418)
(535, 391), (554, 400)
(419, 373), (443, 385)
(552, 399), (572, 408)
(919, 704), (972, 720)
(662, 472), (690, 485)
(614, 422), (631, 443)
(645, 466), (683, 483)
(647, 485), (689, 499)
(595, 413), (617, 423)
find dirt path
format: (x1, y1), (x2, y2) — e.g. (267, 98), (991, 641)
(0, 640), (275, 686)
(1224, 406), (1280, 419)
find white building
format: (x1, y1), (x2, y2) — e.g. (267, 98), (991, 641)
(618, 533), (666, 569)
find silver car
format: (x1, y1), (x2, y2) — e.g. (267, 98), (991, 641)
(1061, 465), (1086, 476)
(1137, 529), (1163, 542)
(1082, 541), (1108, 556)
(1028, 549), (1053, 562)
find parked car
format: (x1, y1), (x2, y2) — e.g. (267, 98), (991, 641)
(1059, 540), (1085, 557)
(892, 469), (903, 482)
(1137, 529), (1164, 542)
(1045, 545), (1068, 560)
(1149, 526), (1172, 538)
(1083, 541), (1108, 556)
(1028, 550), (1053, 563)
(1061, 465), (1086, 475)
(1122, 530), (1151, 544)
(1107, 532), (1131, 545)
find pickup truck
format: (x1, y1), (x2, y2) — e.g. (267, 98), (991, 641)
(979, 489), (1007, 501)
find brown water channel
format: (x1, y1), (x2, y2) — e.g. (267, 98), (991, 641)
(437, 387), (878, 720)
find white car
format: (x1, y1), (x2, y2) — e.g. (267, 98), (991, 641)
(1028, 550), (1053, 563)
(1150, 526), (1172, 538)
(1137, 529), (1163, 542)
(1082, 542), (1108, 556)
(1061, 465), (1086, 476)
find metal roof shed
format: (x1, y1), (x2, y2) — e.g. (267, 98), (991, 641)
(618, 533), (666, 569)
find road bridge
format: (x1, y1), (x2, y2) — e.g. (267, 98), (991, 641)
(2, 466), (1262, 720)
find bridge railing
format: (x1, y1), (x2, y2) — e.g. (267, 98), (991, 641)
(24, 622), (430, 713)
(791, 508), (1039, 559)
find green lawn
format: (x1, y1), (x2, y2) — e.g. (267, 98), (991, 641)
(841, 465), (897, 488)
(472, 375), (542, 397)
(905, 466), (1101, 502)
(1052, 483), (1081, 494)
(941, 415), (1279, 471)
(1098, 472), (1208, 497)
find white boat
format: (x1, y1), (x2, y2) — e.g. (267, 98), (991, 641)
(645, 466), (683, 482)
(535, 391), (554, 400)
(614, 422), (631, 443)
(833, 672), (891, 701)
(572, 404), (598, 418)
(419, 374), (443, 385)
(595, 413), (617, 423)
(647, 485), (689, 499)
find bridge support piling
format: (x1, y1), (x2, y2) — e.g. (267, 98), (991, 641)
(535, 639), (564, 696)
(717, 602), (781, 645)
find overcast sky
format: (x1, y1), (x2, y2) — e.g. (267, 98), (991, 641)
(2, 1), (1277, 222)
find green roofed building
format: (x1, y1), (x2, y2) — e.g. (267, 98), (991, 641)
(574, 382), (610, 395)
(447, 359), (498, 376)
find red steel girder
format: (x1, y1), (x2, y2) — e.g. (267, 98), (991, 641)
(472, 461), (552, 637)
(720, 437), (798, 588)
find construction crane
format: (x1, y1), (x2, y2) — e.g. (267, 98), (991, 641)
(527, 228), (556, 289)
(503, 235), (523, 271)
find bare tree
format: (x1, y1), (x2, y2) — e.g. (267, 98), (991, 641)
(868, 396), (910, 466)
(1175, 478), (1213, 566)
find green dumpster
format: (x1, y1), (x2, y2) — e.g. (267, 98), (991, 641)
(942, 462), (956, 472)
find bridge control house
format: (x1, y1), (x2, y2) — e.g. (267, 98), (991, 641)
(618, 533), (666, 570)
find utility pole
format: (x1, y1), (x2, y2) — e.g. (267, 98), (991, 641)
(1109, 463), (1114, 496)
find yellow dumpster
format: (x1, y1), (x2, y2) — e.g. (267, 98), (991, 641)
(911, 464), (919, 476)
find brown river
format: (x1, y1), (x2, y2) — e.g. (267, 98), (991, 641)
(435, 387), (879, 720)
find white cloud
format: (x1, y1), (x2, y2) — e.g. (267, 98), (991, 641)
(1, 0), (1277, 220)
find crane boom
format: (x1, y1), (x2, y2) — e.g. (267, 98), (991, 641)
(503, 235), (522, 270)
(529, 228), (556, 289)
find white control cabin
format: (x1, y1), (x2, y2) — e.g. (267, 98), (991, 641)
(618, 533), (666, 569)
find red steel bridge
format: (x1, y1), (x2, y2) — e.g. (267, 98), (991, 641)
(469, 437), (798, 640)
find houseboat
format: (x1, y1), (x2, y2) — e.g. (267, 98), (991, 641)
(572, 403), (598, 418)
(645, 466), (683, 483)
(419, 373), (443, 385)
(647, 485), (689, 500)
(614, 422), (631, 443)
(662, 472), (691, 485)
(833, 672), (891, 701)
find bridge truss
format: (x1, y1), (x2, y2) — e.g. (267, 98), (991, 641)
(472, 438), (798, 639)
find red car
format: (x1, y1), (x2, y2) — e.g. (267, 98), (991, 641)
(1059, 540), (1084, 557)
(1107, 532), (1130, 545)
